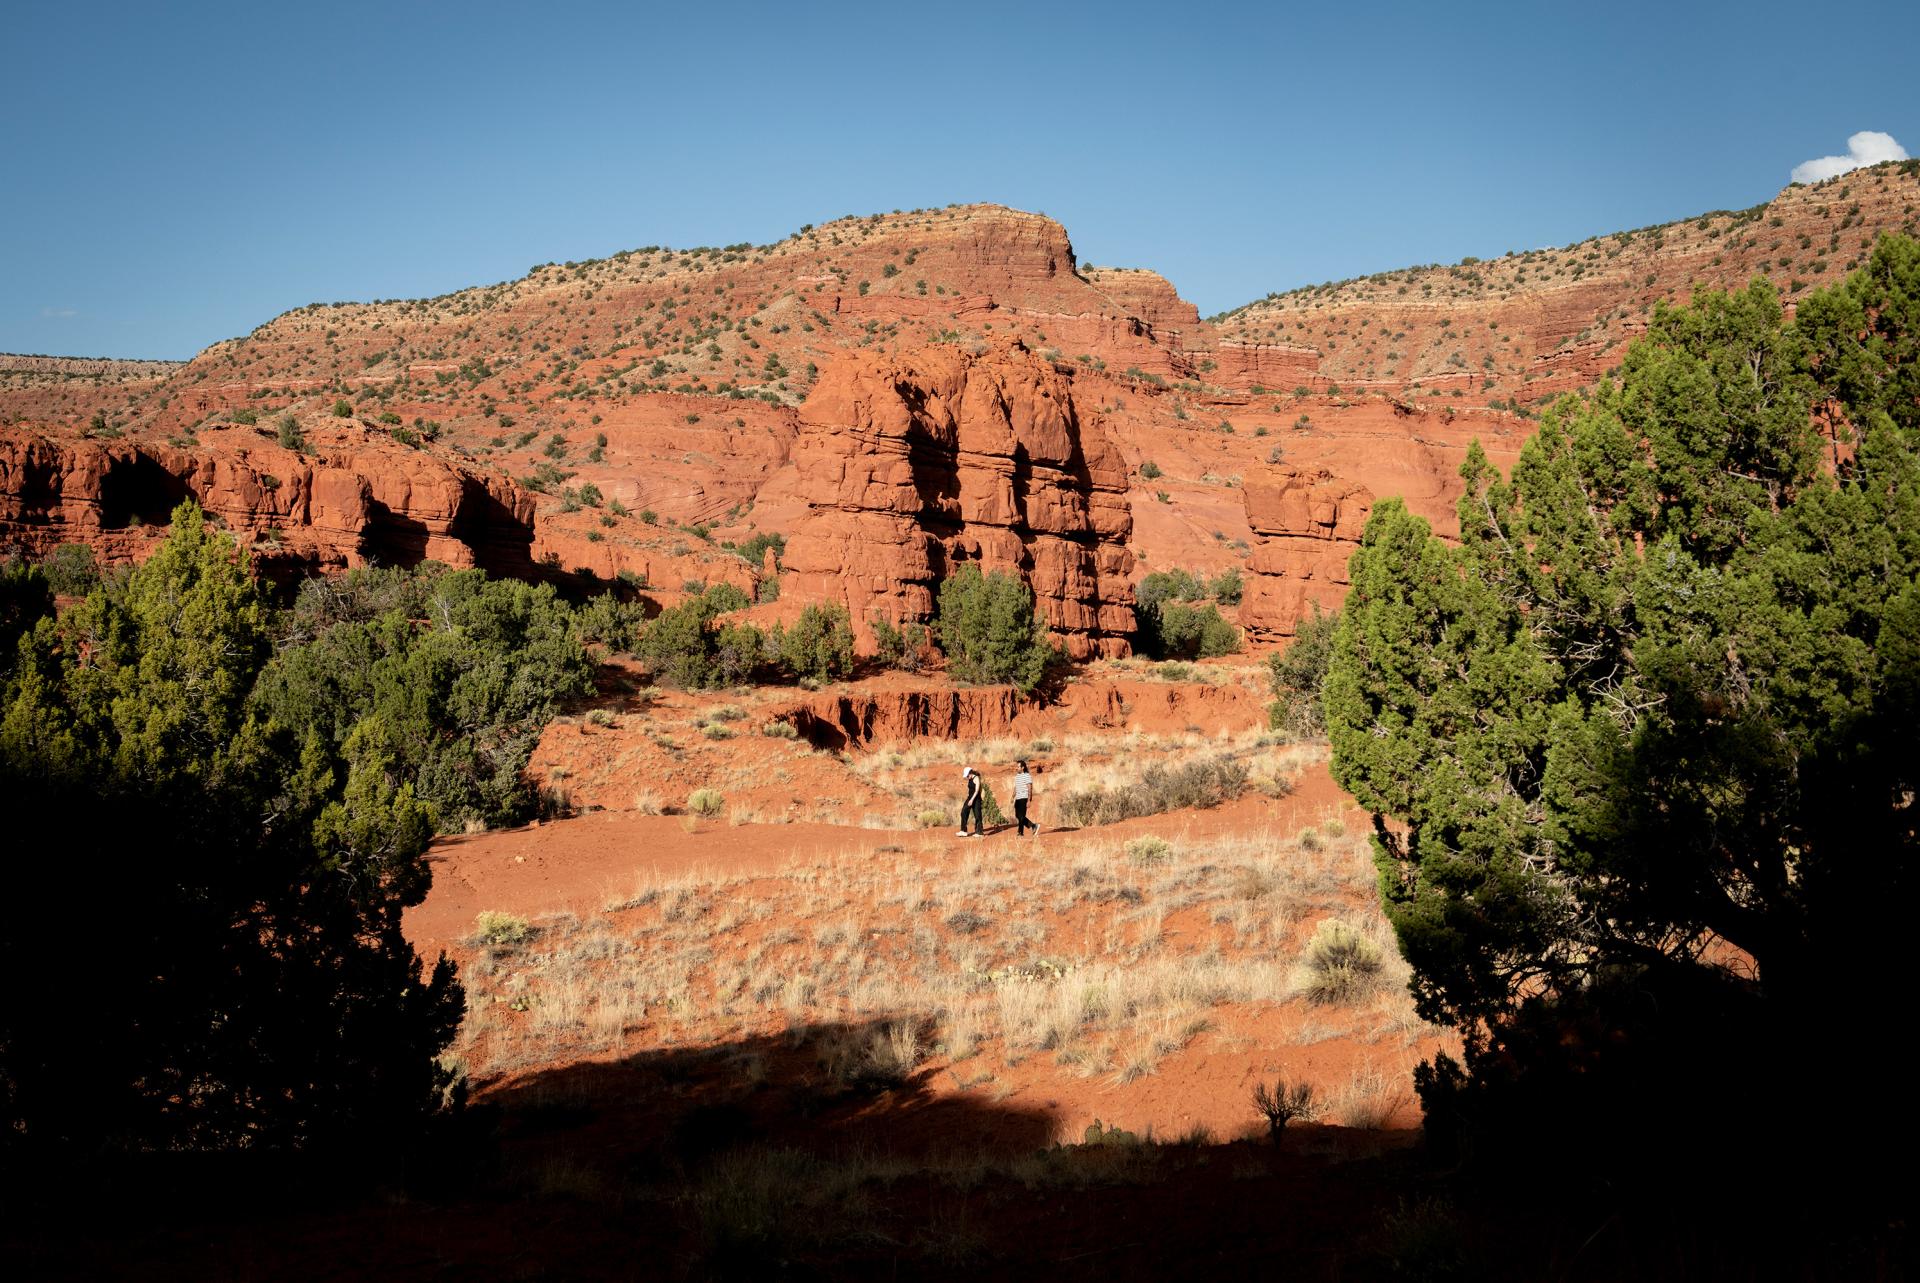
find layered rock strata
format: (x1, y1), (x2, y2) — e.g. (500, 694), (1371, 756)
(774, 340), (1136, 660)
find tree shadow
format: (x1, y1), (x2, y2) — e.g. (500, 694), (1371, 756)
(481, 1015), (1061, 1176)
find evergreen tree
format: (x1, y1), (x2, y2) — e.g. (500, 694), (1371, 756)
(0, 503), (462, 1151)
(935, 564), (1056, 693)
(1326, 237), (1920, 1170)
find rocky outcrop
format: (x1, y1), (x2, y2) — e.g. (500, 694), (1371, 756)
(0, 431), (537, 576)
(777, 675), (1263, 749)
(1084, 268), (1202, 332)
(1237, 469), (1372, 641)
(773, 340), (1136, 660)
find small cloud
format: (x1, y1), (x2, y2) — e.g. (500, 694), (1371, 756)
(1791, 130), (1908, 184)
(40, 306), (78, 319)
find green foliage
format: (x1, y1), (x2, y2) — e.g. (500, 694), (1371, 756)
(0, 557), (54, 660)
(572, 590), (647, 653)
(731, 530), (786, 569)
(1208, 566), (1244, 605)
(1139, 600), (1239, 659)
(1137, 568), (1207, 609)
(257, 563), (594, 833)
(331, 398), (354, 418)
(687, 788), (725, 817)
(637, 597), (722, 689)
(36, 542), (99, 597)
(473, 910), (532, 947)
(277, 414), (308, 452)
(776, 604), (855, 683)
(1265, 605), (1339, 737)
(0, 503), (462, 1151)
(935, 564), (1056, 693)
(1327, 238), (1920, 1168)
(871, 615), (931, 672)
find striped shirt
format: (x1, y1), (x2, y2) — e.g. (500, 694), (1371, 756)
(1013, 772), (1032, 801)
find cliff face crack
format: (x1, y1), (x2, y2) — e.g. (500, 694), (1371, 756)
(778, 339), (1136, 660)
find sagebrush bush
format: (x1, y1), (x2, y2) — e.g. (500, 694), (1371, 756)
(687, 788), (725, 817)
(1055, 756), (1249, 827)
(1298, 919), (1386, 1005)
(1125, 835), (1174, 864)
(473, 910), (532, 947)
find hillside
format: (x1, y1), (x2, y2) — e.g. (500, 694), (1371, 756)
(1215, 159), (1920, 404)
(4, 168), (1917, 651)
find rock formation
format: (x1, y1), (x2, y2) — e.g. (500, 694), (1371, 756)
(0, 430), (538, 577)
(1236, 468), (1372, 642)
(773, 340), (1136, 659)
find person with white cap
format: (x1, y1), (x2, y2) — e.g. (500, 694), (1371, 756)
(958, 766), (984, 837)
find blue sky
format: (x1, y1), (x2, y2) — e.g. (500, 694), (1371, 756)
(4, 0), (1915, 359)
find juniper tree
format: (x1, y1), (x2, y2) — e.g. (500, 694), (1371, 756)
(1326, 236), (1920, 1164)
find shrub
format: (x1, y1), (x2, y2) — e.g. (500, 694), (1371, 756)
(276, 414), (307, 452)
(1298, 920), (1386, 1005)
(702, 582), (751, 612)
(473, 910), (532, 947)
(871, 616), (931, 672)
(260, 561), (595, 833)
(761, 720), (799, 739)
(935, 564), (1056, 692)
(1137, 569), (1206, 609)
(1140, 600), (1240, 660)
(687, 788), (725, 817)
(1266, 605), (1338, 738)
(915, 808), (948, 828)
(732, 530), (786, 569)
(572, 591), (646, 653)
(1139, 460), (1163, 479)
(1252, 1079), (1316, 1142)
(39, 543), (99, 596)
(1125, 835), (1173, 864)
(777, 603), (854, 682)
(1055, 756), (1248, 827)
(331, 398), (353, 418)
(711, 621), (768, 687)
(1209, 567), (1244, 605)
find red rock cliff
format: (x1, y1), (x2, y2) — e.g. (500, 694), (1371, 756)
(1237, 468), (1372, 641)
(0, 431), (538, 576)
(773, 340), (1136, 660)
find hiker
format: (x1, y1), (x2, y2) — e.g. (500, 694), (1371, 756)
(958, 766), (984, 837)
(1012, 759), (1036, 837)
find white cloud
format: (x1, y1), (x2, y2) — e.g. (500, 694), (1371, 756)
(1791, 130), (1909, 184)
(40, 306), (78, 319)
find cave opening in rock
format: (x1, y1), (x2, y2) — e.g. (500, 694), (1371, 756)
(98, 453), (189, 529)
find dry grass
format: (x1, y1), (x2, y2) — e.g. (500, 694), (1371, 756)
(454, 819), (1434, 1103)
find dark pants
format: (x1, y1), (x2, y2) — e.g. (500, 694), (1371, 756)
(964, 794), (983, 833)
(1014, 797), (1034, 835)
